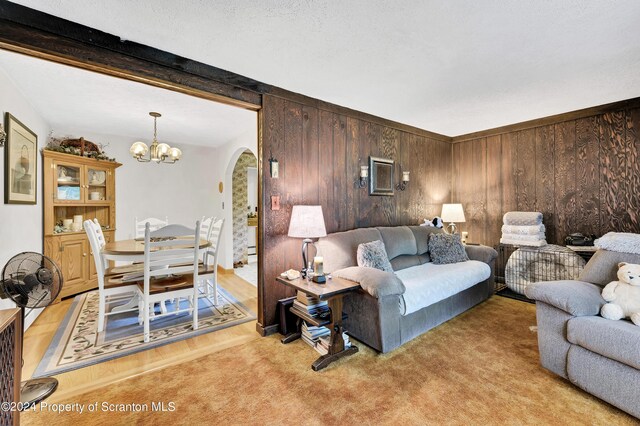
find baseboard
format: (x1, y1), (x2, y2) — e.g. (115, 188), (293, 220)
(256, 322), (279, 337)
(217, 265), (234, 275)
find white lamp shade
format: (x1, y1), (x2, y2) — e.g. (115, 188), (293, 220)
(441, 203), (466, 223)
(288, 205), (327, 239)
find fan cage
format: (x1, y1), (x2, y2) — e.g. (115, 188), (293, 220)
(1, 252), (62, 308)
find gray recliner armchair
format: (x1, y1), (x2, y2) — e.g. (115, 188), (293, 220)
(525, 249), (640, 419)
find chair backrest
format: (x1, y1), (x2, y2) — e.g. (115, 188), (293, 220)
(134, 216), (169, 238)
(203, 218), (225, 267)
(200, 216), (216, 241)
(143, 220), (201, 293)
(149, 224), (196, 238)
(84, 218), (107, 285)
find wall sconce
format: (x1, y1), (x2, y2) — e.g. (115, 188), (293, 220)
(0, 123), (6, 147)
(359, 165), (369, 188)
(269, 151), (279, 178)
(396, 170), (410, 191)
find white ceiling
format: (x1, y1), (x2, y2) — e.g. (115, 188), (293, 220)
(0, 49), (256, 147)
(10, 0), (640, 136)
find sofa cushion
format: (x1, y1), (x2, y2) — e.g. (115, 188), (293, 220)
(408, 226), (442, 256)
(396, 260), (490, 315)
(333, 266), (405, 298)
(357, 240), (393, 273)
(524, 280), (605, 316)
(567, 316), (640, 370)
(390, 255), (421, 271)
(579, 250), (640, 287)
(317, 228), (382, 272)
(428, 233), (469, 264)
(377, 226), (417, 259)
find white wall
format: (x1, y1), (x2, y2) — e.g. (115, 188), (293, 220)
(0, 67), (50, 327)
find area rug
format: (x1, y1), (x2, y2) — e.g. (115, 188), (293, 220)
(33, 286), (255, 377)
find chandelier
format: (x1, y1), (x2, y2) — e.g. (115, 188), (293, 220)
(129, 112), (182, 163)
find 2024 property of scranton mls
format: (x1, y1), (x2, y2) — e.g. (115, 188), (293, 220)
(0, 1), (639, 425)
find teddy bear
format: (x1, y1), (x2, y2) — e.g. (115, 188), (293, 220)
(421, 217), (443, 228)
(600, 262), (640, 326)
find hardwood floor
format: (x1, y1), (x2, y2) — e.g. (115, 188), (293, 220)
(22, 274), (258, 403)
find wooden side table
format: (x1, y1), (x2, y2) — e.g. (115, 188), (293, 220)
(277, 276), (360, 371)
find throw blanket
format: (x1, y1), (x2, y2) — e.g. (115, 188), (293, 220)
(501, 233), (546, 242)
(503, 211), (543, 226)
(395, 261), (490, 315)
(595, 232), (640, 255)
(500, 237), (547, 247)
(501, 224), (546, 235)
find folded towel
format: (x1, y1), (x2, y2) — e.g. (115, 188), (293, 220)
(595, 232), (640, 255)
(503, 212), (543, 226)
(501, 224), (546, 235)
(500, 237), (547, 247)
(500, 233), (546, 242)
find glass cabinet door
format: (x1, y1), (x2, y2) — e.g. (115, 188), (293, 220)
(54, 162), (82, 202)
(85, 166), (110, 202)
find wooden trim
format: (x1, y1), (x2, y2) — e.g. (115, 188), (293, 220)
(452, 97), (640, 143)
(217, 265), (234, 275)
(255, 322), (279, 337)
(0, 2), (262, 110)
(42, 149), (122, 168)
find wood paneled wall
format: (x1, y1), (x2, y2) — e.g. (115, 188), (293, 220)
(260, 94), (452, 329)
(452, 107), (640, 249)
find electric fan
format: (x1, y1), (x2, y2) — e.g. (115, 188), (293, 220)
(0, 252), (63, 407)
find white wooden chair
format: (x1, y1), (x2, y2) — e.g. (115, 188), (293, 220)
(200, 216), (216, 241)
(199, 218), (225, 305)
(136, 221), (202, 343)
(84, 219), (138, 332)
(134, 216), (169, 239)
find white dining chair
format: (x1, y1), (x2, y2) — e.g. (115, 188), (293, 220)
(136, 220), (202, 343)
(199, 218), (224, 305)
(134, 216), (169, 239)
(200, 216), (216, 242)
(84, 219), (138, 333)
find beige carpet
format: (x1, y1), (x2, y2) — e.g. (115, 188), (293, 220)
(22, 297), (636, 425)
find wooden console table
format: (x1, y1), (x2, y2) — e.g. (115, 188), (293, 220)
(277, 276), (360, 371)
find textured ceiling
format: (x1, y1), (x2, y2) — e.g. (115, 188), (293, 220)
(11, 0), (640, 136)
(0, 49), (256, 147)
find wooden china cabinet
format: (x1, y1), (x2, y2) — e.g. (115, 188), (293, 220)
(42, 150), (121, 300)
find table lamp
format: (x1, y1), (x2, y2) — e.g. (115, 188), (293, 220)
(288, 205), (327, 279)
(441, 203), (466, 235)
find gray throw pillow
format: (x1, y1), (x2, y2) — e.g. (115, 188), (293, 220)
(428, 233), (469, 264)
(357, 240), (393, 273)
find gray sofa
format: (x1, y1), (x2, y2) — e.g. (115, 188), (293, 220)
(317, 225), (497, 353)
(525, 249), (640, 419)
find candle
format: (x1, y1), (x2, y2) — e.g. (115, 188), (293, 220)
(360, 166), (368, 178)
(313, 256), (324, 276)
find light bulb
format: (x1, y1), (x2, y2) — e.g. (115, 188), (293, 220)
(156, 143), (170, 157)
(168, 147), (182, 161)
(129, 141), (148, 157)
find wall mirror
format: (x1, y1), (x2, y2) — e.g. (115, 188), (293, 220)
(369, 156), (394, 196)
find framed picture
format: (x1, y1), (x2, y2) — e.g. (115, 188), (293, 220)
(4, 113), (37, 204)
(369, 156), (394, 196)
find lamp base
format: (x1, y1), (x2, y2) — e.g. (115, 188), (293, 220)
(312, 275), (326, 284)
(446, 223), (459, 234)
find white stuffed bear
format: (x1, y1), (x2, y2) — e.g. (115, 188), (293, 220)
(601, 262), (640, 326)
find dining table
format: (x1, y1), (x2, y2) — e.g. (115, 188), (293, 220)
(102, 237), (211, 262)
